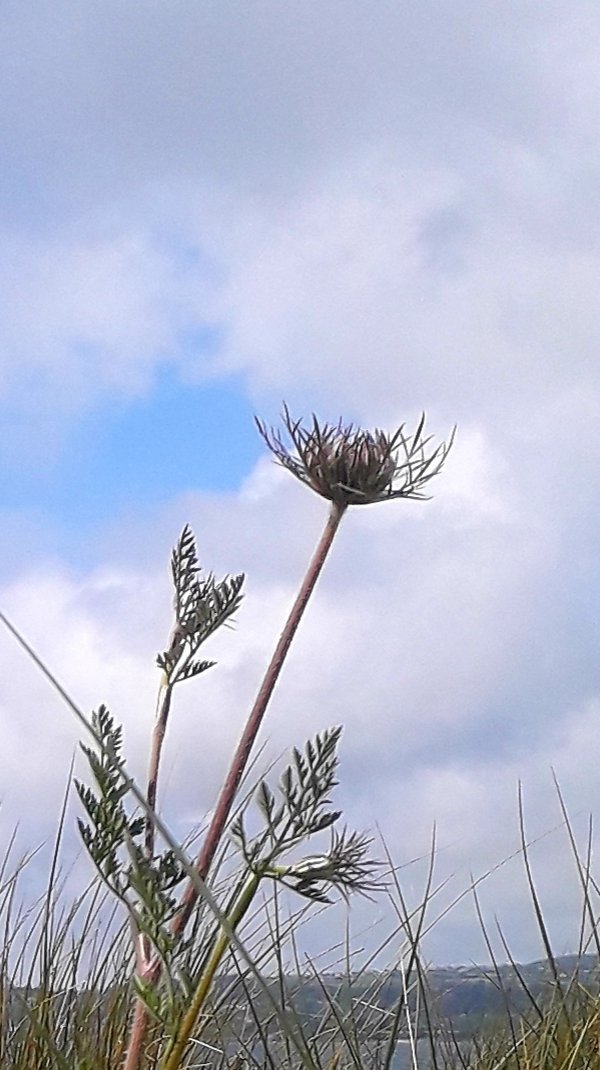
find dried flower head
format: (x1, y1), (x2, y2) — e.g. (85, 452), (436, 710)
(256, 405), (454, 506)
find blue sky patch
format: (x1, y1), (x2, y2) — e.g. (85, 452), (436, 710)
(0, 371), (262, 530)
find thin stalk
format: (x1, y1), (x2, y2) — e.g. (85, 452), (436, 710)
(124, 499), (346, 1069)
(144, 680), (174, 859)
(173, 497), (347, 934)
(123, 998), (152, 1070)
(161, 871), (261, 1070)
(123, 677), (175, 1070)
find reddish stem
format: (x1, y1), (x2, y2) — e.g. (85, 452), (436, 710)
(173, 497), (347, 935)
(123, 997), (150, 1070)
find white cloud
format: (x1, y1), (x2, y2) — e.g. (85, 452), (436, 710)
(0, 224), (205, 409)
(1, 2), (599, 429)
(199, 150), (600, 432)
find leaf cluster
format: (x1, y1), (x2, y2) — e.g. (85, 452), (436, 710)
(156, 524), (245, 685)
(284, 728), (344, 833)
(231, 727), (381, 904)
(75, 706), (186, 964)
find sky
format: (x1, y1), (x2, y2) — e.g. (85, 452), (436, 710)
(0, 0), (599, 967)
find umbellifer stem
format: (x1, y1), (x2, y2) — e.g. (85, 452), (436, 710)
(173, 498), (347, 933)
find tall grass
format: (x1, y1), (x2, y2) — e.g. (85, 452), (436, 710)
(0, 793), (599, 1070)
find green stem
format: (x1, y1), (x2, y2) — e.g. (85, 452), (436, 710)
(161, 870), (261, 1070)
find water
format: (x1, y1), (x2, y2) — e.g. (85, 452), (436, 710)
(391, 1039), (433, 1068)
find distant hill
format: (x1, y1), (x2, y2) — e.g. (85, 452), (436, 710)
(7, 954), (599, 1044)
(245, 954), (600, 1040)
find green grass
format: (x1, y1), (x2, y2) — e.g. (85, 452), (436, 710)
(1, 788), (599, 1070)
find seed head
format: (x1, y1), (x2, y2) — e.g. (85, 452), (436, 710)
(270, 829), (383, 903)
(256, 405), (454, 506)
